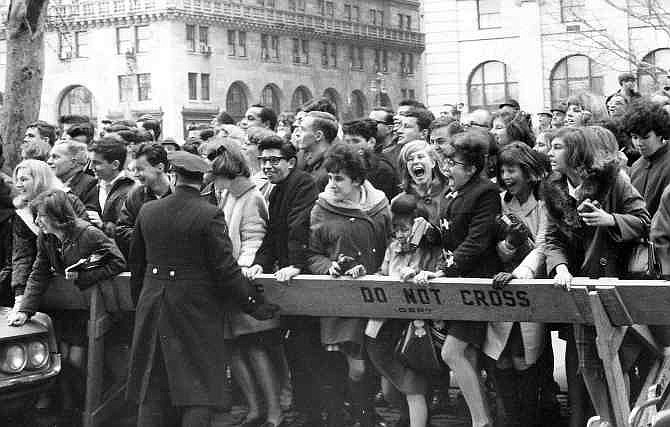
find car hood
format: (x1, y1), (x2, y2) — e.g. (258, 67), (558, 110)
(0, 307), (48, 340)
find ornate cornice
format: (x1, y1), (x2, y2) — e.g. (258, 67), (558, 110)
(44, 2), (425, 51)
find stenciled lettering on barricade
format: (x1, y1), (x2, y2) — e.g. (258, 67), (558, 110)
(459, 289), (530, 307)
(360, 286), (389, 303)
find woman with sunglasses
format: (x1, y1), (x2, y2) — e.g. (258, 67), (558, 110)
(415, 130), (502, 427)
(204, 140), (284, 427)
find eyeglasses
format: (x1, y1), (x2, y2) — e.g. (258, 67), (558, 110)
(257, 156), (285, 166)
(445, 158), (467, 168)
(462, 122), (489, 129)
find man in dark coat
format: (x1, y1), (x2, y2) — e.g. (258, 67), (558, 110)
(116, 143), (171, 258)
(88, 137), (136, 238)
(47, 140), (99, 214)
(245, 136), (325, 425)
(126, 151), (277, 427)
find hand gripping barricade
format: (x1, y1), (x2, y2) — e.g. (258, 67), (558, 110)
(39, 273), (670, 427)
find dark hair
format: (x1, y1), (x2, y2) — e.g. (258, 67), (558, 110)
(58, 115), (90, 125)
(138, 130), (156, 143)
(28, 121), (57, 146)
(429, 116), (463, 137)
(199, 128), (215, 141)
(497, 142), (550, 193)
(506, 118), (536, 148)
(89, 137), (128, 171)
(622, 98), (670, 139)
(181, 142), (200, 155)
(105, 124), (132, 133)
(398, 100), (426, 109)
(306, 113), (339, 143)
(390, 193), (430, 223)
(300, 98), (338, 118)
(66, 122), (95, 143)
(29, 189), (78, 232)
(111, 119), (137, 128)
(251, 104), (278, 131)
(452, 131), (489, 174)
(135, 143), (168, 168)
(141, 119), (162, 140)
(114, 129), (141, 145)
(323, 143), (366, 184)
(211, 141), (251, 179)
(258, 135), (297, 160)
(400, 108), (434, 131)
(215, 111), (235, 125)
(552, 126), (620, 176)
(343, 119), (377, 141)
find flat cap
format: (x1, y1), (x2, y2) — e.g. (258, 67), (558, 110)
(167, 151), (209, 174)
(550, 102), (567, 114)
(499, 99), (520, 110)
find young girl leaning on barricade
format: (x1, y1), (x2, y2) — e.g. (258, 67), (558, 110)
(483, 142), (551, 427)
(365, 194), (442, 427)
(7, 189), (126, 415)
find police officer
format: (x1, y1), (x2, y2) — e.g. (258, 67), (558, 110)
(126, 151), (278, 427)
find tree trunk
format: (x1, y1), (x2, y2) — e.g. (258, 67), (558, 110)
(1, 0), (49, 170)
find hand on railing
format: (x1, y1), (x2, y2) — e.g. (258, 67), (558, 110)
(553, 264), (574, 291)
(7, 310), (28, 326)
(243, 265), (264, 280)
(274, 266), (301, 283)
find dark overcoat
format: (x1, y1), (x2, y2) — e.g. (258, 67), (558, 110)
(126, 185), (257, 407)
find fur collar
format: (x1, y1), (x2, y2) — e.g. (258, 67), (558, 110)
(542, 164), (619, 228)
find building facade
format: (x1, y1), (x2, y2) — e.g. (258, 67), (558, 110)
(0, 0), (425, 139)
(423, 0), (670, 114)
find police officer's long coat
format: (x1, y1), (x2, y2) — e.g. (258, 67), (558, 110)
(126, 186), (256, 406)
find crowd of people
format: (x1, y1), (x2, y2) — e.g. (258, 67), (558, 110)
(2, 71), (670, 427)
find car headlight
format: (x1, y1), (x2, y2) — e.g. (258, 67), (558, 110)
(26, 340), (48, 370)
(0, 344), (27, 374)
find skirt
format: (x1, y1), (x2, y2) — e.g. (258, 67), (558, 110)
(366, 320), (428, 395)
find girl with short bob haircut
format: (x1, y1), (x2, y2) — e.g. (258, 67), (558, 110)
(544, 126), (649, 426)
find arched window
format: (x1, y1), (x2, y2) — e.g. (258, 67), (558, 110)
(638, 49), (670, 95)
(323, 88), (341, 117)
(467, 60), (518, 111)
(291, 86), (312, 111)
(260, 84), (281, 113)
(374, 93), (392, 108)
(59, 85), (94, 118)
(226, 82), (248, 123)
(550, 55), (604, 107)
(350, 90), (367, 119)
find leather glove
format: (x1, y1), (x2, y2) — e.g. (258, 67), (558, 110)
(506, 217), (532, 248)
(492, 272), (514, 290)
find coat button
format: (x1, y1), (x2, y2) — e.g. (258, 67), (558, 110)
(152, 268), (158, 274)
(599, 257), (608, 266)
(169, 270), (175, 277)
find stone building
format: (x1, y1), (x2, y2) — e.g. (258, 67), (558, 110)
(0, 0), (424, 139)
(423, 0), (670, 114)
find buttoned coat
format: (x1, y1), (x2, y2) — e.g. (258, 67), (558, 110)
(126, 186), (257, 406)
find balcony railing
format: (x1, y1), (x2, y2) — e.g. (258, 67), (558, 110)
(43, 0), (424, 46)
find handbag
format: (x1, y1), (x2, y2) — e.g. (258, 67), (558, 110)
(395, 320), (446, 373)
(628, 238), (662, 279)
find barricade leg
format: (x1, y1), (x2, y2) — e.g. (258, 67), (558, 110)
(83, 286), (120, 427)
(589, 291), (630, 427)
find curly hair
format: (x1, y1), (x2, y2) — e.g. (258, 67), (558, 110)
(451, 131), (490, 174)
(30, 189), (78, 232)
(621, 98), (670, 139)
(323, 143), (366, 184)
(552, 126), (620, 178)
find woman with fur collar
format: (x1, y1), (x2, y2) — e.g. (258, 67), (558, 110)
(544, 126), (650, 426)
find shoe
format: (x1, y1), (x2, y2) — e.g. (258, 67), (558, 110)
(239, 415), (266, 427)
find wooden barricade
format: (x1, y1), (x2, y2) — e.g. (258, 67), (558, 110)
(37, 273), (670, 427)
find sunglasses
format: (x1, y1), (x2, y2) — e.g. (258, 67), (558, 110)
(257, 156), (285, 166)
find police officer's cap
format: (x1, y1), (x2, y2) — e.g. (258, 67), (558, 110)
(167, 151), (210, 174)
